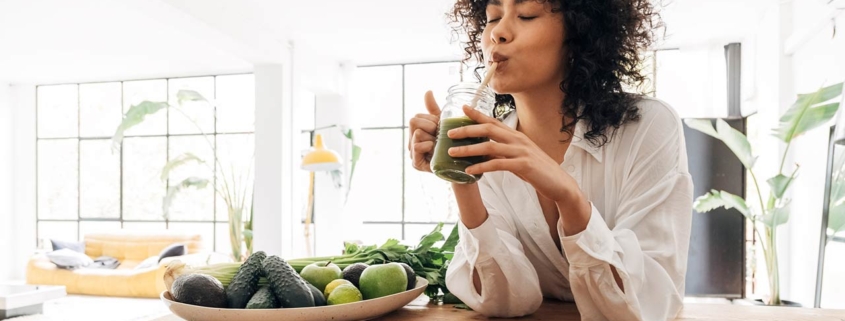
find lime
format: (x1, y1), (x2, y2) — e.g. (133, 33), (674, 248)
(327, 284), (363, 305)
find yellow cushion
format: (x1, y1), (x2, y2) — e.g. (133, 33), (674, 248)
(26, 231), (209, 298)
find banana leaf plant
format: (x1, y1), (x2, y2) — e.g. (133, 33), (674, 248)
(111, 90), (255, 262)
(685, 82), (842, 306)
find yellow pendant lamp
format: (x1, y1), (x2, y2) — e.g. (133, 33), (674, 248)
(301, 134), (343, 171)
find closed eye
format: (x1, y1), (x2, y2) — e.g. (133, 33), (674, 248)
(519, 16), (537, 21)
(487, 17), (502, 23)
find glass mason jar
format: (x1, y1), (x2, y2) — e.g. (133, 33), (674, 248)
(430, 82), (495, 184)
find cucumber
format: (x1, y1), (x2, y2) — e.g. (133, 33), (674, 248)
(226, 251), (267, 309)
(246, 286), (280, 309)
(263, 255), (315, 308)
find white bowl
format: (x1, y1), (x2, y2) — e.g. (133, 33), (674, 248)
(161, 277), (429, 321)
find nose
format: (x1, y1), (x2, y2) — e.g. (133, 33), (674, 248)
(489, 18), (513, 45)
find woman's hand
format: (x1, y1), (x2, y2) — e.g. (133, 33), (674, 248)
(447, 105), (577, 203)
(408, 91), (441, 173)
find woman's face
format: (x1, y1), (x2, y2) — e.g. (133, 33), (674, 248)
(481, 0), (566, 95)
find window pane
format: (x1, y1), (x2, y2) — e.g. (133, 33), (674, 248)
(404, 129), (459, 223)
(215, 134), (255, 221)
(123, 80), (167, 136)
(404, 63), (462, 125)
(80, 140), (120, 219)
(123, 222), (167, 233)
(123, 137), (167, 220)
(37, 85), (78, 138)
(79, 82), (122, 137)
(38, 222), (78, 249)
(169, 222), (215, 252)
(215, 223), (231, 254)
(216, 74), (255, 133)
(168, 77), (215, 135)
(404, 223), (456, 246)
(345, 129), (403, 222)
(821, 241), (845, 308)
(167, 136), (214, 221)
(354, 223), (402, 246)
(351, 66), (403, 128)
(79, 221), (121, 240)
(37, 139), (78, 220)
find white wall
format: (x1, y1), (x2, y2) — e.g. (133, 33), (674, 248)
(783, 0), (845, 306)
(10, 85), (36, 281)
(742, 0), (845, 306)
(0, 84), (12, 281)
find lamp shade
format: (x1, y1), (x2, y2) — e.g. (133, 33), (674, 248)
(301, 134), (343, 171)
(833, 87), (845, 145)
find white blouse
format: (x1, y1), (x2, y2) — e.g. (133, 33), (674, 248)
(445, 97), (694, 321)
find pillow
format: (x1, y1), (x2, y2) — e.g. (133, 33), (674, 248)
(157, 243), (186, 262)
(47, 249), (94, 269)
(51, 239), (85, 253)
(88, 256), (120, 269)
(135, 255), (161, 270)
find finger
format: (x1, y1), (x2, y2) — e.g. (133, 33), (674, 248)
(447, 141), (521, 158)
(409, 117), (438, 138)
(413, 141), (435, 154)
(413, 128), (436, 143)
(424, 91), (442, 116)
(447, 123), (516, 144)
(462, 105), (503, 126)
(413, 113), (439, 123)
(466, 159), (521, 175)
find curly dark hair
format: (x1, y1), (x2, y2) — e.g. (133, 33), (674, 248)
(450, 0), (661, 147)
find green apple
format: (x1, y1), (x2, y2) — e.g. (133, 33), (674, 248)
(358, 263), (408, 300)
(300, 261), (342, 292)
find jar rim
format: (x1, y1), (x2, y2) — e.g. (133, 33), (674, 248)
(447, 82), (495, 104)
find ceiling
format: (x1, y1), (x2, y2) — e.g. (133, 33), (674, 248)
(0, 0), (777, 85)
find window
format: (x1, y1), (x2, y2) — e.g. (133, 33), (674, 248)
(347, 62), (466, 244)
(35, 75), (255, 254)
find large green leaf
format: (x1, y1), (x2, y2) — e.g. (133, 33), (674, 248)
(693, 190), (753, 220)
(176, 89), (209, 105)
(162, 177), (209, 219)
(111, 101), (169, 151)
(684, 119), (756, 169)
(716, 119), (757, 169)
(161, 153), (205, 181)
(766, 174), (794, 199)
(774, 83), (843, 143)
(761, 201), (790, 227)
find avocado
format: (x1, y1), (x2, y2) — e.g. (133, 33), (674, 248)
(398, 262), (417, 290)
(245, 286), (280, 309)
(341, 263), (368, 288)
(306, 282), (327, 306)
(171, 273), (227, 308)
(226, 251), (267, 309)
(263, 255), (315, 308)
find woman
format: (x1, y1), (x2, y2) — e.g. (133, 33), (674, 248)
(408, 0), (692, 320)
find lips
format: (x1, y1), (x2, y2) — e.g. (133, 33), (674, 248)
(489, 52), (509, 64)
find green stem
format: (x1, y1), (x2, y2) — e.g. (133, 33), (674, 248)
(748, 169), (767, 217)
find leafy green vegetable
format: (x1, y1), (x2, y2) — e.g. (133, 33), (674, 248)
(286, 223), (459, 300)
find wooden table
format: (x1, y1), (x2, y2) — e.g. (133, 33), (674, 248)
(154, 296), (845, 321)
(372, 296), (845, 321)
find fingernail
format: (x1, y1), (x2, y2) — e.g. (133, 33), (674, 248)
(448, 147), (456, 155)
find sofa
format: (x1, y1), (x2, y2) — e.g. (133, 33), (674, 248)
(26, 231), (228, 298)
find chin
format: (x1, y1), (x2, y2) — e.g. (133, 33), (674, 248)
(489, 79), (524, 96)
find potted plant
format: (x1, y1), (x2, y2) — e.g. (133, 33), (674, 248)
(111, 90), (254, 262)
(684, 82), (842, 306)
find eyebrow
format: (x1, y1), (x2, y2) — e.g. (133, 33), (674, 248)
(488, 0), (531, 6)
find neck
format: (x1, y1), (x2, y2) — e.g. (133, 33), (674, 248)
(512, 83), (571, 163)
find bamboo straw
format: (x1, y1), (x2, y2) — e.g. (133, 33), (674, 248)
(469, 62), (498, 108)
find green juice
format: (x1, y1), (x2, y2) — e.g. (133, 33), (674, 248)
(430, 116), (489, 184)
